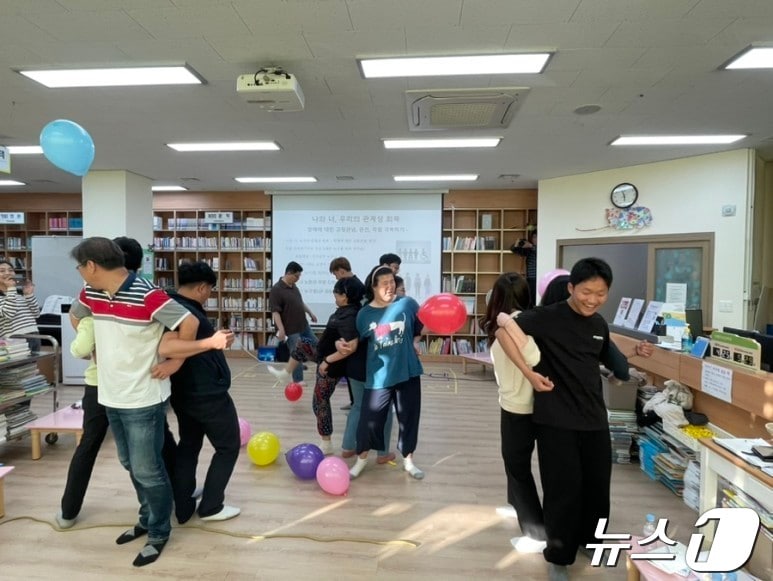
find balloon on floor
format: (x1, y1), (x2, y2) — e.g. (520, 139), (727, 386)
(238, 417), (251, 447)
(286, 443), (325, 480)
(316, 456), (350, 495)
(247, 431), (280, 466)
(285, 382), (303, 402)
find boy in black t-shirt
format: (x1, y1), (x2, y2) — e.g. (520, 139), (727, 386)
(509, 258), (652, 581)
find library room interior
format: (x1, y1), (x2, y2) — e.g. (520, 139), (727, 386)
(1, 2), (772, 580)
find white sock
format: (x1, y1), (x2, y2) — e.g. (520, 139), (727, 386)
(319, 440), (333, 455)
(349, 457), (368, 478)
(403, 459), (425, 480)
(496, 506), (518, 519)
(267, 365), (291, 384)
(511, 536), (547, 553)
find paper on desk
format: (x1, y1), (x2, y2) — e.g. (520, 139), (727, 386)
(645, 543), (693, 577)
(41, 295), (74, 315)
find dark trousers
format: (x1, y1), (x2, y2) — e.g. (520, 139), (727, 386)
(60, 386), (108, 519)
(500, 408), (545, 541)
(170, 392), (240, 521)
(356, 376), (421, 456)
(536, 424), (612, 566)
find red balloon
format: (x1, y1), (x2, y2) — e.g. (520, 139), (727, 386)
(418, 293), (468, 335)
(285, 382), (303, 402)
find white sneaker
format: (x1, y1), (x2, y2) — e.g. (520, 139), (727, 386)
(511, 536), (547, 553)
(267, 365), (291, 385)
(55, 511), (76, 529)
(496, 505), (518, 519)
(200, 505), (241, 522)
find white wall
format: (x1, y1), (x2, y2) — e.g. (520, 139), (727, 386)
(537, 149), (754, 330)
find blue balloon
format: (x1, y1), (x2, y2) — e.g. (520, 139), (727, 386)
(285, 443), (325, 480)
(40, 119), (95, 177)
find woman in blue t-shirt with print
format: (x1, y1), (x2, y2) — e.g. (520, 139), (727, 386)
(348, 265), (425, 480)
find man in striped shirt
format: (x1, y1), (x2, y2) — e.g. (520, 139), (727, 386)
(70, 237), (198, 567)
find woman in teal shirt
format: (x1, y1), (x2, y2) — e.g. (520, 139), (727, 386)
(349, 266), (425, 480)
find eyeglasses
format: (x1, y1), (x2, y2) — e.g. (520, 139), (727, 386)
(75, 262), (87, 270)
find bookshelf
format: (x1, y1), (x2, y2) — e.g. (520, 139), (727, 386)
(0, 210), (83, 278)
(151, 207), (273, 356)
(427, 193), (537, 360)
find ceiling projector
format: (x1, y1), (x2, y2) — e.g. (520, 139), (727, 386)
(236, 69), (305, 112)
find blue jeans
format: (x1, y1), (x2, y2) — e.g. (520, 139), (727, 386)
(106, 401), (173, 543)
(341, 378), (393, 457)
(286, 325), (318, 383)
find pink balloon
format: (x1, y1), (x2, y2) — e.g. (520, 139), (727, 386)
(316, 456), (350, 495)
(537, 269), (570, 298)
(418, 293), (467, 335)
(238, 417), (251, 447)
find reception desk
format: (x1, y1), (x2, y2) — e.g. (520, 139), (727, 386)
(612, 333), (772, 438)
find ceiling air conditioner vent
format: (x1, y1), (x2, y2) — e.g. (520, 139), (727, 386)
(406, 87), (529, 131)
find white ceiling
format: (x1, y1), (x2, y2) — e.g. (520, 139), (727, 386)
(2, 0), (773, 194)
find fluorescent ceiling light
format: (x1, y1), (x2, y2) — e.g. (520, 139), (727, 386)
(724, 47), (773, 69)
(235, 177), (317, 183)
(611, 135), (746, 146)
(393, 174), (478, 182)
(359, 53), (551, 78)
(167, 142), (280, 152)
(0, 180), (26, 186)
(383, 138), (501, 149)
(152, 185), (187, 191)
(18, 65), (203, 88)
(7, 145), (43, 154)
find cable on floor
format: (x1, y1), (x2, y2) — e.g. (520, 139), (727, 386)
(0, 515), (420, 548)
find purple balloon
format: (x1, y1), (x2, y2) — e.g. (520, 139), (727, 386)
(286, 443), (325, 480)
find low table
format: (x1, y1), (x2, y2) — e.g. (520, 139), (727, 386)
(459, 351), (493, 374)
(25, 406), (84, 460)
(0, 466), (14, 518)
(624, 536), (699, 581)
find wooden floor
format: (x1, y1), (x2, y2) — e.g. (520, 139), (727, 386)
(0, 359), (700, 580)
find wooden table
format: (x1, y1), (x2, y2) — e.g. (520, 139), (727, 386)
(459, 351), (493, 374)
(0, 465), (15, 518)
(25, 406), (84, 460)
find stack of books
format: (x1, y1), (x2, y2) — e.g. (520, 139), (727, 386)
(607, 409), (638, 464)
(0, 362), (49, 397)
(5, 404), (37, 439)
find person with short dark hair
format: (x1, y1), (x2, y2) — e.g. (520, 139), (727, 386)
(269, 261), (318, 384)
(0, 259), (41, 352)
(69, 236), (199, 567)
(501, 258), (653, 581)
(158, 261), (239, 523)
(378, 253), (402, 274)
(113, 236), (143, 272)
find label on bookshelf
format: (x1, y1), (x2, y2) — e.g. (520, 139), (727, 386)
(204, 211), (234, 224)
(0, 212), (24, 225)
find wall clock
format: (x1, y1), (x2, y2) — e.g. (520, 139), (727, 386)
(610, 183), (638, 209)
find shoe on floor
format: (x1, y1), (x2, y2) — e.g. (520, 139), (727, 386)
(548, 563), (569, 581)
(55, 511), (77, 529)
(200, 505), (241, 522)
(496, 505), (518, 519)
(511, 536), (547, 553)
(191, 486), (204, 500)
(267, 365), (291, 385)
(376, 452), (396, 464)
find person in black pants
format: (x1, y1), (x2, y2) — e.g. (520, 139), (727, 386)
(504, 258), (653, 581)
(157, 262), (239, 523)
(56, 237), (179, 530)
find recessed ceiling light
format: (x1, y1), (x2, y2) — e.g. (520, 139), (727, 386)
(724, 47), (773, 69)
(393, 174), (478, 182)
(167, 142), (280, 152)
(18, 65), (203, 88)
(359, 53), (551, 78)
(7, 145), (43, 154)
(611, 135), (746, 146)
(383, 138), (501, 149)
(152, 185), (188, 191)
(235, 177), (317, 183)
(0, 180), (26, 186)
